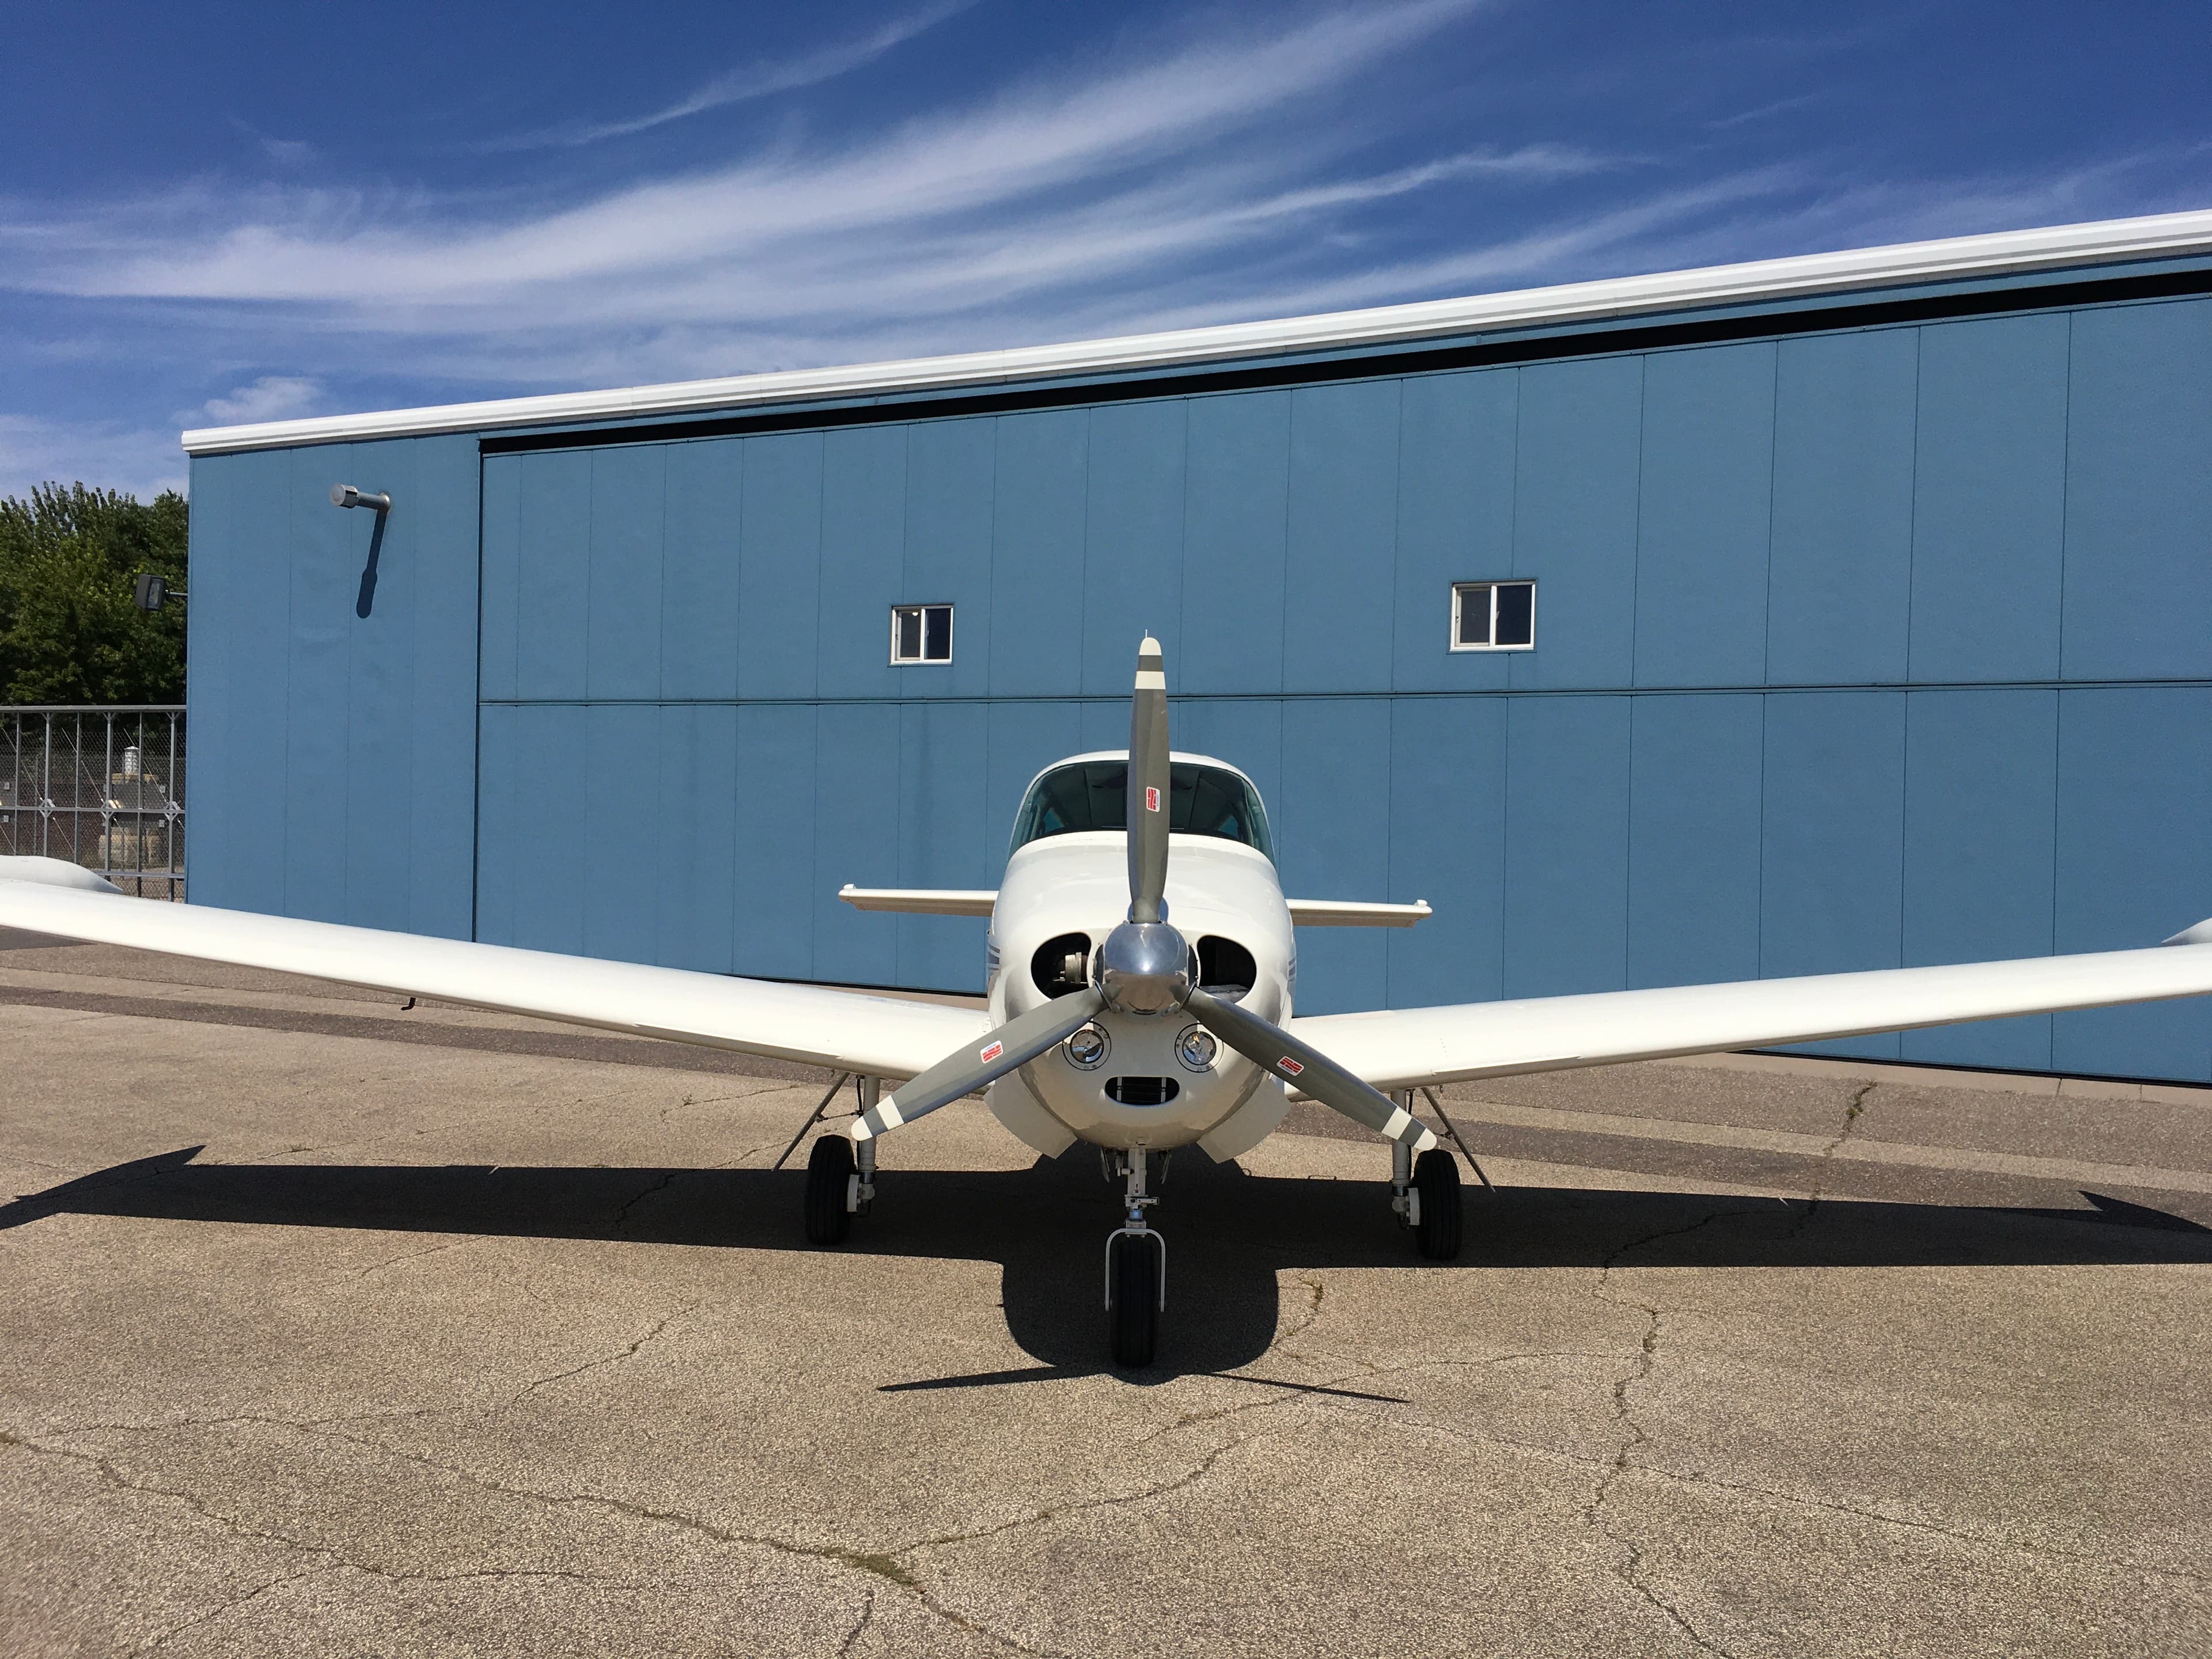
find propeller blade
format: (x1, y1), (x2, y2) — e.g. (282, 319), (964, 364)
(1127, 634), (1170, 924)
(852, 987), (1105, 1140)
(1182, 985), (1438, 1152)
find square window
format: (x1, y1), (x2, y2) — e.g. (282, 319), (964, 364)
(891, 603), (954, 664)
(1450, 581), (1536, 652)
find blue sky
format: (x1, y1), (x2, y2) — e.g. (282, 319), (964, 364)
(2, 0), (2206, 499)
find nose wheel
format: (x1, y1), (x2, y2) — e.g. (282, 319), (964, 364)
(1104, 1148), (1165, 1367)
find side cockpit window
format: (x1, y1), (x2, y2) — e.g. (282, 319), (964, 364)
(1012, 762), (1274, 861)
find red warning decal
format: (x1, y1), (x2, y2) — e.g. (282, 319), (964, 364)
(980, 1041), (1004, 1065)
(1278, 1056), (1305, 1076)
(1145, 786), (1161, 813)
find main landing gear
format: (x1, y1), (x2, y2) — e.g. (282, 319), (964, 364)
(800, 1077), (879, 1247)
(1104, 1147), (1166, 1368)
(1388, 1090), (1463, 1260)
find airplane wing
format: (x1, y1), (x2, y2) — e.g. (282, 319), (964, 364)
(1287, 936), (2212, 1094)
(0, 872), (990, 1080)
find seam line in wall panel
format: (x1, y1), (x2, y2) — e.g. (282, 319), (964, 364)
(1898, 329), (1922, 974)
(474, 677), (2212, 708)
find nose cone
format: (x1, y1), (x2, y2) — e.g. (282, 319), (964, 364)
(1096, 920), (1191, 1016)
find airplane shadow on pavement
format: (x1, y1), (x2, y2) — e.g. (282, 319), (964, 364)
(5, 1144), (2208, 1385)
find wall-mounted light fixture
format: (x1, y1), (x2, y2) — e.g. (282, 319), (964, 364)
(131, 573), (185, 612)
(330, 484), (392, 513)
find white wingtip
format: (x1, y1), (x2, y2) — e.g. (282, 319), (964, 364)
(2163, 916), (2212, 946)
(0, 856), (122, 896)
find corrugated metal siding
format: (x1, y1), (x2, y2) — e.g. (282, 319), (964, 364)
(188, 292), (2212, 1082)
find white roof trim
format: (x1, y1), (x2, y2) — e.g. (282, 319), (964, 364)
(182, 208), (2212, 456)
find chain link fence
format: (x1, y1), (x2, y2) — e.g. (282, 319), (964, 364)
(1, 707), (185, 899)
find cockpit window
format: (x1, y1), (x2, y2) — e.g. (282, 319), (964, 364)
(1011, 762), (1274, 861)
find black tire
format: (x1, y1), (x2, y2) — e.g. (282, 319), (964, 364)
(1109, 1232), (1160, 1368)
(804, 1135), (853, 1246)
(1414, 1147), (1462, 1260)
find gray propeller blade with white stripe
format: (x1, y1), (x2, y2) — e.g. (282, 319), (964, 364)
(852, 987), (1104, 1141)
(1182, 985), (1438, 1152)
(1127, 634), (1171, 924)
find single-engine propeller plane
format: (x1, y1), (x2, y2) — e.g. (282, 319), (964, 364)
(7, 637), (2212, 1365)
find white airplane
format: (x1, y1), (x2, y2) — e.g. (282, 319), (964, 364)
(6, 637), (2212, 1367)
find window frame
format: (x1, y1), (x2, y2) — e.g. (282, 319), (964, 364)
(1449, 579), (1537, 653)
(889, 603), (955, 666)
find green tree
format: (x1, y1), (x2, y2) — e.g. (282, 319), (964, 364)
(0, 483), (188, 703)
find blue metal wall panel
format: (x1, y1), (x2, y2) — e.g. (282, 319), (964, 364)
(1907, 316), (2069, 683)
(478, 455), (521, 703)
(990, 411), (1088, 698)
(1511, 359), (1641, 691)
(1627, 694), (1764, 990)
(340, 437), (417, 933)
(1899, 688), (2056, 1070)
(502, 703), (587, 955)
(585, 446), (664, 700)
(1284, 382), (1400, 695)
(185, 447), (290, 913)
(737, 434), (824, 702)
(473, 700), (517, 947)
(2061, 300), (2212, 683)
(514, 450), (592, 702)
(2052, 687), (2212, 1081)
(1392, 369), (1516, 694)
(1276, 699), (1392, 1013)
(1633, 344), (1774, 688)
(1176, 699), (1283, 826)
(895, 701), (990, 987)
(406, 437), (484, 940)
(1384, 695), (1506, 1009)
(584, 703), (660, 965)
(817, 427), (906, 701)
(812, 702), (903, 986)
(1181, 391), (1290, 695)
(659, 440), (741, 701)
(902, 420), (994, 699)
(1082, 401), (1187, 694)
(1766, 329), (1918, 686)
(281, 444), (354, 919)
(1503, 695), (1631, 998)
(1762, 691), (1906, 1058)
(655, 704), (737, 974)
(733, 702), (819, 979)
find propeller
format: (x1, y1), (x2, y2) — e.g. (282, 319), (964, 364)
(851, 634), (1435, 1157)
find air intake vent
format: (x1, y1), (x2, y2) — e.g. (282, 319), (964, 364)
(1104, 1075), (1180, 1107)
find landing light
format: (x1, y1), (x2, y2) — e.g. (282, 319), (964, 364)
(1064, 1024), (1109, 1070)
(1176, 1026), (1218, 1072)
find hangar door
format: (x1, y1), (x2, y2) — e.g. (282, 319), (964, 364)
(471, 431), (1049, 995)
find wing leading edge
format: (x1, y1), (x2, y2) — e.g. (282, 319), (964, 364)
(1288, 938), (2212, 1095)
(0, 880), (990, 1080)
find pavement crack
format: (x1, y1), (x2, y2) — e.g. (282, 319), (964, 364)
(1793, 1080), (1877, 1229)
(134, 1563), (331, 1656)
(836, 1588), (877, 1657)
(612, 1170), (683, 1233)
(1580, 1207), (1768, 1659)
(509, 1302), (700, 1405)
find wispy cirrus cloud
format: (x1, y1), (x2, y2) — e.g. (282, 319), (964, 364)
(484, 0), (983, 150)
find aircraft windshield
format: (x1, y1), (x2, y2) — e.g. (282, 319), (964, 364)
(1011, 762), (1274, 861)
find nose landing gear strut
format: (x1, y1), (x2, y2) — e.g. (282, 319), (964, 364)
(1104, 1147), (1166, 1368)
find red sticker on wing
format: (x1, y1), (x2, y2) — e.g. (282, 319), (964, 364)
(980, 1041), (1004, 1065)
(1145, 786), (1161, 812)
(1278, 1057), (1304, 1076)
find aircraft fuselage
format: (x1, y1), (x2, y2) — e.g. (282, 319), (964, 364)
(983, 823), (1296, 1159)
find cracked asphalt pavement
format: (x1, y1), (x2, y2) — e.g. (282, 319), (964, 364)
(3, 934), (2211, 1656)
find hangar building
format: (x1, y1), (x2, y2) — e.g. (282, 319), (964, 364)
(181, 210), (2212, 1084)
